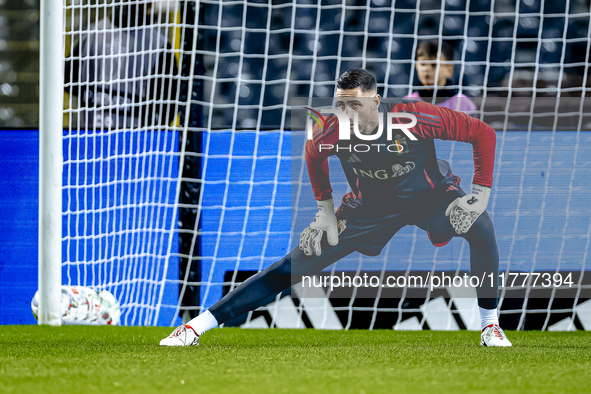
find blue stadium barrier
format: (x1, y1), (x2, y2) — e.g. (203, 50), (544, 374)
(0, 129), (179, 326)
(0, 130), (40, 325)
(2, 129), (590, 322)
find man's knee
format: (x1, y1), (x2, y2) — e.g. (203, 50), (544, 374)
(264, 254), (293, 278)
(464, 212), (496, 243)
(261, 248), (321, 282)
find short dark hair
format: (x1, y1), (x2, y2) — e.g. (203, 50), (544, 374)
(417, 40), (455, 61)
(336, 69), (377, 92)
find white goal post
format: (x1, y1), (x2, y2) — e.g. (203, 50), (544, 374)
(38, 0), (64, 326)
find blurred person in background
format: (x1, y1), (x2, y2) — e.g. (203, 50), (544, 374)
(64, 1), (178, 130)
(406, 40), (477, 114)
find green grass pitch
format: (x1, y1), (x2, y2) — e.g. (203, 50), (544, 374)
(1, 326), (590, 394)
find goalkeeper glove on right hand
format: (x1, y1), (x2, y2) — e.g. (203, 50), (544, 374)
(299, 199), (339, 256)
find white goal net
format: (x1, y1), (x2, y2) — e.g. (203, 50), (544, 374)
(61, 0), (591, 330)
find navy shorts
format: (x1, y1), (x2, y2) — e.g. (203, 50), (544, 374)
(335, 177), (465, 256)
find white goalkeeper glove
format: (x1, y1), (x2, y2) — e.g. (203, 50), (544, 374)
(299, 199), (339, 256)
(445, 185), (491, 234)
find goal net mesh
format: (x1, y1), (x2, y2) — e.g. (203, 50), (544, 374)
(62, 0), (591, 330)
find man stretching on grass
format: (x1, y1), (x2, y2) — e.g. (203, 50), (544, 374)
(161, 69), (512, 347)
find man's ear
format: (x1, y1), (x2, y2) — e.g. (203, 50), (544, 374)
(373, 94), (381, 109)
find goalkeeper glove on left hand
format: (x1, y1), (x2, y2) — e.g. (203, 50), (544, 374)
(445, 185), (491, 234)
(299, 199), (339, 256)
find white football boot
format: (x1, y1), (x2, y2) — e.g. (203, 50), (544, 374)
(480, 324), (512, 347)
(160, 325), (199, 346)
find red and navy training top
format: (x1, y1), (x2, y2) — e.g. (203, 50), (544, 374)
(305, 99), (496, 215)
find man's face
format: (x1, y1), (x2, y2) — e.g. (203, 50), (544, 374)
(416, 54), (453, 87)
(335, 87), (380, 134)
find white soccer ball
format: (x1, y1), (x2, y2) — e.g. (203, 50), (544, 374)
(73, 286), (102, 324)
(30, 291), (40, 321)
(62, 286), (90, 324)
(97, 290), (121, 326)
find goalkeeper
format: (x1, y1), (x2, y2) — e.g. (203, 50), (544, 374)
(161, 69), (511, 347)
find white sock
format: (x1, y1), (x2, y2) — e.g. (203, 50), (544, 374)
(187, 310), (218, 336)
(479, 307), (499, 331)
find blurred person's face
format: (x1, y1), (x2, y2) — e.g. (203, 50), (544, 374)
(416, 54), (453, 87)
(114, 2), (154, 27)
(335, 87), (381, 135)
